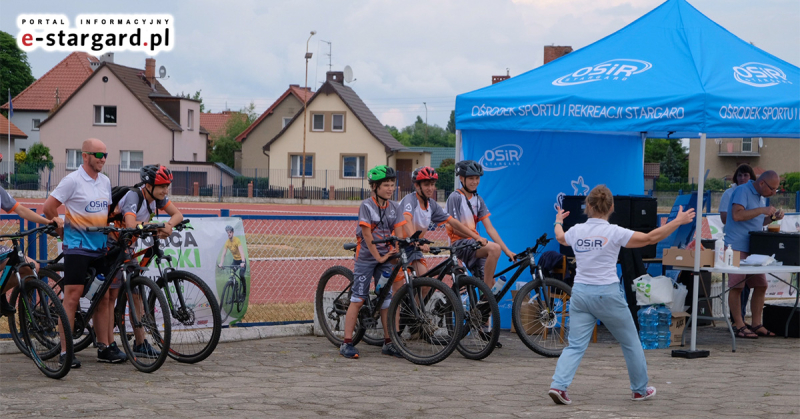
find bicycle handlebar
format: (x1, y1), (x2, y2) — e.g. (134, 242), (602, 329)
(509, 233), (552, 262)
(86, 223), (166, 234)
(372, 235), (433, 247)
(0, 223), (58, 240)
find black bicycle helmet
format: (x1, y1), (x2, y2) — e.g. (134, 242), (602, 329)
(367, 165), (397, 184)
(455, 160), (484, 177)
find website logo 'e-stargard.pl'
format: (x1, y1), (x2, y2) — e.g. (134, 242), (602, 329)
(17, 14), (174, 55)
(552, 59), (652, 86)
(733, 62), (792, 87)
(477, 144), (523, 172)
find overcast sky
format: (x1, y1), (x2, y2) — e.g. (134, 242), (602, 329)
(3, 0), (799, 129)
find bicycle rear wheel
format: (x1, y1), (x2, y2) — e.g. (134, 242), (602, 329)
(116, 275), (172, 373)
(219, 281), (234, 322)
(315, 266), (372, 347)
(38, 264), (96, 353)
(388, 277), (463, 365)
(17, 278), (73, 379)
(512, 278), (572, 357)
(150, 271), (222, 364)
(454, 276), (500, 360)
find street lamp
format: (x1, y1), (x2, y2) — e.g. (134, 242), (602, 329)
(423, 102), (428, 144)
(302, 30), (316, 200)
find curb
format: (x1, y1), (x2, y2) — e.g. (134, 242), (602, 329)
(0, 323), (314, 355)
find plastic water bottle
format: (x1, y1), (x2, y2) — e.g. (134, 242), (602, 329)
(375, 269), (392, 293)
(714, 237), (725, 267)
(84, 274), (106, 301)
(490, 276), (507, 296)
(637, 305), (658, 350)
(656, 305), (672, 349)
(725, 245), (734, 266)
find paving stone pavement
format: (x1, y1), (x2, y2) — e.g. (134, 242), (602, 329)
(1, 325), (798, 418)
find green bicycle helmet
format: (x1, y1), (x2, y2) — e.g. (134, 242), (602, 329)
(367, 165), (397, 184)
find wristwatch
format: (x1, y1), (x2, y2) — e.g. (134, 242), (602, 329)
(554, 222), (563, 227)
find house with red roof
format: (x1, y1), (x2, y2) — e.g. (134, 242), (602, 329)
(201, 110), (245, 143)
(0, 114), (28, 167)
(38, 57), (223, 195)
(1, 52), (99, 154)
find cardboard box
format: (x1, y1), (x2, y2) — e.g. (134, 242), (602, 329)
(670, 311), (690, 345)
(662, 247), (732, 267)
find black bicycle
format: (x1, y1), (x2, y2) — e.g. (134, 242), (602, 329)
(490, 233), (573, 357)
(218, 264), (247, 323)
(424, 240), (501, 360)
(3, 224), (73, 379)
(315, 232), (464, 365)
(44, 220), (222, 364)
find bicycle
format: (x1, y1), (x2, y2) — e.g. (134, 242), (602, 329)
(44, 220), (222, 364)
(424, 240), (501, 360)
(3, 224), (73, 379)
(218, 264), (247, 323)
(315, 232), (464, 365)
(489, 233), (573, 357)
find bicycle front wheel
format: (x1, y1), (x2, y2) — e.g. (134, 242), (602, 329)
(37, 266), (96, 353)
(152, 271), (222, 364)
(117, 275), (172, 373)
(219, 281), (234, 322)
(388, 277), (463, 365)
(17, 278), (73, 379)
(454, 276), (500, 360)
(512, 278), (572, 357)
(316, 266), (363, 347)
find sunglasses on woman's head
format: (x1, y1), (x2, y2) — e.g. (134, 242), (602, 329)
(82, 151), (108, 159)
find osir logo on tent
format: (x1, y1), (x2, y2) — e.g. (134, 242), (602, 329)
(732, 62), (792, 87)
(478, 144), (523, 172)
(552, 59), (652, 86)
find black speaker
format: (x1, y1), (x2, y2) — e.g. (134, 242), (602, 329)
(630, 196), (658, 229)
(561, 196), (588, 230)
(609, 196), (630, 228)
(633, 227), (656, 258)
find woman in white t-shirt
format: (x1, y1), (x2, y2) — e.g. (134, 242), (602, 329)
(547, 185), (695, 406)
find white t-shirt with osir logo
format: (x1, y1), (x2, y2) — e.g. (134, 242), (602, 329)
(564, 218), (635, 286)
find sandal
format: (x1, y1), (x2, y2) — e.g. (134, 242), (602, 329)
(735, 326), (758, 339)
(748, 324), (777, 337)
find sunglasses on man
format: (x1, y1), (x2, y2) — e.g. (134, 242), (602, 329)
(82, 151), (108, 159)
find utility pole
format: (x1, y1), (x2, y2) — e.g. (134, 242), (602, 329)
(302, 31), (316, 200)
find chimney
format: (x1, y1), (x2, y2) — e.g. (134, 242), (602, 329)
(492, 69), (511, 84)
(326, 71), (344, 84)
(544, 45), (573, 64)
(100, 52), (114, 63)
(145, 58), (156, 88)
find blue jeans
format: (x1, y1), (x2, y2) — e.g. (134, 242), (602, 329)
(551, 282), (649, 394)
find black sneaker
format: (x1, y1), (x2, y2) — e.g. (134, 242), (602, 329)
(59, 353), (81, 369)
(381, 342), (404, 358)
(97, 344), (127, 363)
(108, 342), (128, 362)
(132, 339), (161, 359)
(0, 295), (15, 316)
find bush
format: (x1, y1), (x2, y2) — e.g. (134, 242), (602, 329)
(703, 178), (727, 191)
(781, 172), (799, 193)
(436, 163), (455, 192)
(9, 173), (40, 190)
(655, 177), (697, 192)
(233, 176), (269, 189)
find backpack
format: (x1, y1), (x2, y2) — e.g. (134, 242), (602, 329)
(108, 183), (152, 222)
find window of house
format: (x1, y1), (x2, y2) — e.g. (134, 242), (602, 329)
(312, 114), (324, 131)
(290, 155), (313, 177)
(188, 109), (194, 130)
(332, 114), (344, 132)
(742, 138), (752, 152)
(342, 156), (365, 178)
(282, 117), (292, 128)
(66, 149), (83, 170)
(32, 119), (41, 131)
(94, 105), (117, 125)
(120, 150), (144, 171)
(193, 153), (198, 162)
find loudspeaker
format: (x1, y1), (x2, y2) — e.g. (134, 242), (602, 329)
(630, 196), (658, 229)
(763, 301), (800, 338)
(633, 227), (656, 258)
(609, 196), (630, 228)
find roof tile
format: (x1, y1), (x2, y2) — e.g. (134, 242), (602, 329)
(1, 52), (98, 111)
(201, 111), (246, 141)
(0, 114), (28, 138)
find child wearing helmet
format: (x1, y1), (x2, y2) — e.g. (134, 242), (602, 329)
(339, 165), (407, 360)
(400, 166), (487, 276)
(446, 160), (516, 291)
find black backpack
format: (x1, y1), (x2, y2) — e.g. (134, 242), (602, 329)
(108, 183), (152, 222)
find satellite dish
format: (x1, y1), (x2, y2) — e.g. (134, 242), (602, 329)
(159, 66), (167, 78)
(758, 137), (763, 147)
(714, 138), (722, 145)
(343, 65), (354, 83)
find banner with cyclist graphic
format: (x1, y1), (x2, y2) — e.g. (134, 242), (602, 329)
(144, 216), (250, 326)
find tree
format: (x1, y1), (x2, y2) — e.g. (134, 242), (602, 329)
(645, 138), (688, 178)
(208, 102), (258, 167)
(0, 31), (36, 107)
(660, 146), (683, 182)
(385, 116), (456, 148)
(179, 89), (205, 112)
(446, 110), (456, 134)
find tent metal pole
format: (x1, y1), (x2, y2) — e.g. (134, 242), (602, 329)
(455, 130), (462, 191)
(690, 133), (707, 352)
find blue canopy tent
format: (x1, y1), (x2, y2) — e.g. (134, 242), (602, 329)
(454, 0), (800, 346)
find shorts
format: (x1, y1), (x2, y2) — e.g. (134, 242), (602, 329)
(403, 247), (428, 277)
(352, 260), (393, 300)
(452, 239), (487, 278)
(63, 253), (110, 288)
(728, 251), (767, 289)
